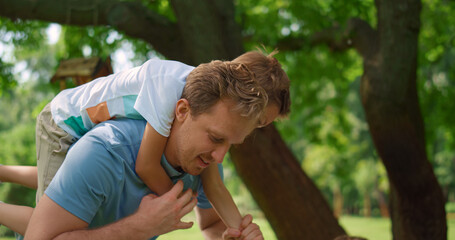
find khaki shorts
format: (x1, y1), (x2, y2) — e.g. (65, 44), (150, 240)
(35, 103), (76, 202)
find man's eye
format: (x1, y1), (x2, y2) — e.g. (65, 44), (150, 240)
(210, 136), (223, 143)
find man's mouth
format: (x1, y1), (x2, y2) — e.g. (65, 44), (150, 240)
(198, 156), (210, 168)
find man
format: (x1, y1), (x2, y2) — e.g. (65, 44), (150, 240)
(25, 118), (261, 239)
(1, 51), (289, 239)
(24, 74), (272, 239)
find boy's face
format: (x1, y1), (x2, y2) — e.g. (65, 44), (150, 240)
(258, 103), (280, 128)
(165, 99), (257, 176)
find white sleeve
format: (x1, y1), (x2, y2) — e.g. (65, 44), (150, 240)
(134, 60), (194, 137)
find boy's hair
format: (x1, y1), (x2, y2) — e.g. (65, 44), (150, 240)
(232, 50), (291, 117)
(182, 60), (268, 121)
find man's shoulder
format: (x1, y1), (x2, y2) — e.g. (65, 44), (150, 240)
(82, 119), (146, 148)
(60, 119), (146, 184)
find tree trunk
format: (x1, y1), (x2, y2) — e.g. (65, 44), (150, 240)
(230, 125), (346, 240)
(376, 189), (390, 218)
(363, 192), (371, 217)
(360, 0), (446, 238)
(333, 185), (344, 219)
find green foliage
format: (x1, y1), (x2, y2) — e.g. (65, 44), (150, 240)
(0, 83), (53, 239)
(0, 17), (48, 94)
(0, 59), (16, 96)
(238, 0), (455, 215)
(0, 63), (55, 220)
(57, 25), (137, 60)
(418, 0), (455, 199)
(139, 0), (176, 22)
(236, 0), (375, 50)
(0, 88), (43, 234)
(0, 18), (48, 47)
(236, 0), (454, 215)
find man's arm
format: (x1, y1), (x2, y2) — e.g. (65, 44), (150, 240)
(196, 207), (263, 240)
(25, 181), (197, 240)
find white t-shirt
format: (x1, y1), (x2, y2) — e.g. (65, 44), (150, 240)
(50, 59), (195, 138)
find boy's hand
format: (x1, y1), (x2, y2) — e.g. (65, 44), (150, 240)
(222, 214), (264, 240)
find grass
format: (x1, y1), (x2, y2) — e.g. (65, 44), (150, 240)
(2, 215), (455, 240)
(341, 216), (455, 240)
(339, 216), (391, 240)
(159, 215), (276, 240)
(159, 215), (455, 240)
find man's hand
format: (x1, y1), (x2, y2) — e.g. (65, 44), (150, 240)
(25, 181), (197, 240)
(222, 214), (264, 240)
(135, 180), (198, 237)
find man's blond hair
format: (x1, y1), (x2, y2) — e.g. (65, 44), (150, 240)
(182, 60), (268, 121)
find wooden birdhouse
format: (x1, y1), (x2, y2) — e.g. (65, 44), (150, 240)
(51, 56), (113, 91)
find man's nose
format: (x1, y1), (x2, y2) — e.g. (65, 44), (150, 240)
(211, 144), (230, 164)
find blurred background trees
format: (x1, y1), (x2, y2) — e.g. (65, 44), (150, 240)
(1, 0), (454, 239)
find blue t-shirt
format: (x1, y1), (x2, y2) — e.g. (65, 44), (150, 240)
(45, 118), (219, 239)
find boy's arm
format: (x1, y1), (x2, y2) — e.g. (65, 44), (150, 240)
(201, 164), (242, 229)
(196, 207), (264, 240)
(136, 123), (173, 195)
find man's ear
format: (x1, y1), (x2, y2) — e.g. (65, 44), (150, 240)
(175, 99), (191, 122)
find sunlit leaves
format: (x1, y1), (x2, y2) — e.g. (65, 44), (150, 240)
(0, 17), (48, 48)
(418, 0), (455, 193)
(0, 58), (16, 95)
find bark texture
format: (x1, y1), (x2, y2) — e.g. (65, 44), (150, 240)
(230, 126), (346, 239)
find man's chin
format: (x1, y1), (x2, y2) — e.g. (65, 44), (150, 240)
(184, 166), (205, 176)
(187, 169), (204, 176)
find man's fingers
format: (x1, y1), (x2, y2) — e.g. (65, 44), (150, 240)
(179, 197), (197, 217)
(166, 180), (184, 197)
(147, 194), (158, 199)
(141, 194), (158, 203)
(175, 221), (194, 230)
(177, 188), (193, 206)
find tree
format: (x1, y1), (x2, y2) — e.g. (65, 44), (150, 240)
(309, 0), (447, 239)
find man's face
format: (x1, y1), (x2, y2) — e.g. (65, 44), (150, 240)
(165, 99), (257, 176)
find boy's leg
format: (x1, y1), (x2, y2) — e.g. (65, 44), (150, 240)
(35, 103), (75, 202)
(0, 201), (33, 236)
(0, 165), (37, 189)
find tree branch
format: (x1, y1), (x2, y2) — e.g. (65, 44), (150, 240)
(310, 18), (378, 59)
(275, 35), (307, 52)
(0, 0), (183, 60)
(169, 0), (243, 64)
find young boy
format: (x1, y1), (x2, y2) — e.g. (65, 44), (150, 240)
(0, 50), (290, 233)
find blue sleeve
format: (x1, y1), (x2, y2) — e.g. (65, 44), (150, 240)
(45, 136), (123, 223)
(196, 163), (224, 209)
